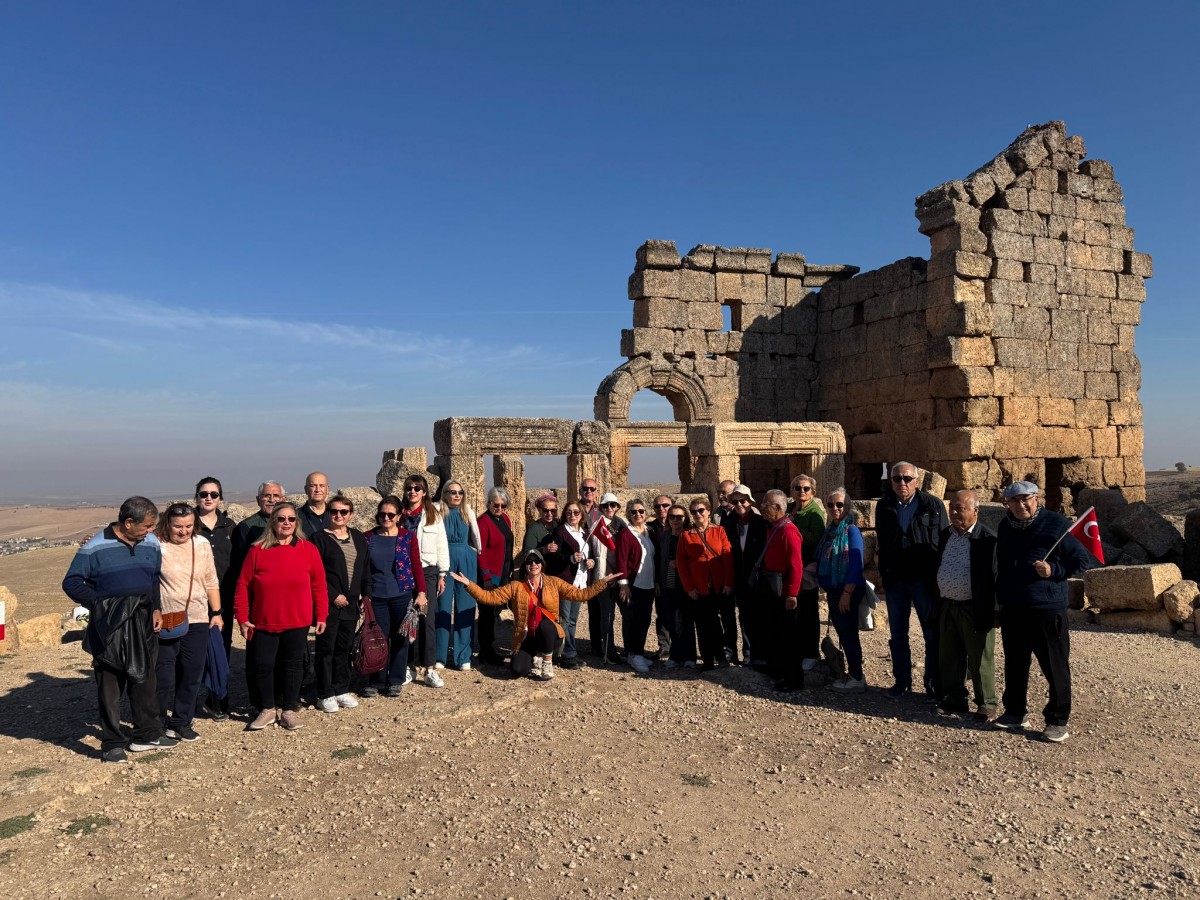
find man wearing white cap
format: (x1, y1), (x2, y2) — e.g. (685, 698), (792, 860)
(993, 481), (1094, 743)
(723, 484), (768, 667)
(587, 492), (627, 664)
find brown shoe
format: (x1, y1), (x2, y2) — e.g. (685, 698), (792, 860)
(247, 709), (277, 731)
(280, 710), (303, 731)
(975, 707), (999, 723)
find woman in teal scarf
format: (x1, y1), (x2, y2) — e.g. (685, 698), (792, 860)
(816, 488), (867, 692)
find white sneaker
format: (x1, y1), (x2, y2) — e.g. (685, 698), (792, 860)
(433, 661), (445, 670)
(629, 654), (651, 674)
(459, 662), (472, 672)
(316, 696), (339, 713)
(404, 667), (415, 685)
(831, 676), (866, 693)
(540, 657), (555, 680)
(335, 693), (359, 709)
(802, 658), (819, 672)
(424, 668), (445, 688)
(530, 656), (544, 679)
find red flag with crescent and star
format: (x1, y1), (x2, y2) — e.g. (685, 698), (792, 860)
(1067, 506), (1104, 564)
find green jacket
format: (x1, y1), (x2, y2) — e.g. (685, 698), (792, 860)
(791, 500), (826, 566)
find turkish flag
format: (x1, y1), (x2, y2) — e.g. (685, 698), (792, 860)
(592, 519), (617, 551)
(1067, 507), (1105, 564)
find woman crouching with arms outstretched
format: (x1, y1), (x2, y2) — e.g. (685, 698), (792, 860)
(449, 549), (622, 680)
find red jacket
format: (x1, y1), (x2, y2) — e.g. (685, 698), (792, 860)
(234, 540), (329, 631)
(677, 527), (734, 595)
(612, 524), (644, 586)
(763, 518), (804, 598)
(477, 512), (513, 586)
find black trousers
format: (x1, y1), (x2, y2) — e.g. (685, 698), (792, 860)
(765, 591), (803, 688)
(588, 585), (617, 657)
(621, 586), (656, 657)
(249, 627), (307, 713)
(736, 586), (767, 663)
(95, 654), (162, 752)
(413, 566), (438, 667)
(694, 592), (726, 666)
(511, 618), (559, 677)
(1000, 606), (1071, 726)
(477, 605), (500, 657)
(653, 588), (674, 659)
(315, 608), (357, 698)
(797, 587), (821, 661)
(717, 593), (739, 663)
(156, 623), (208, 729)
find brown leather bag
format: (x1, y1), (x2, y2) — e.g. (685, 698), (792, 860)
(159, 541), (193, 637)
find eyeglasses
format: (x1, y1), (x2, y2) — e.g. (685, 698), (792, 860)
(445, 489), (463, 496)
(491, 502), (507, 509)
(580, 486), (598, 493)
(690, 509), (708, 515)
(629, 509), (646, 516)
(825, 502), (845, 509)
(378, 511), (399, 520)
(196, 491), (221, 500)
(330, 508), (352, 517)
(891, 475), (915, 484)
(792, 485), (812, 493)
(655, 503), (671, 509)
(404, 486), (424, 493)
(274, 515), (298, 523)
(260, 493), (283, 500)
(168, 504), (193, 517)
(526, 560), (543, 566)
(669, 514), (685, 521)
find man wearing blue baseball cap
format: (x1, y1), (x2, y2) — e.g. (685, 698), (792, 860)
(993, 481), (1095, 743)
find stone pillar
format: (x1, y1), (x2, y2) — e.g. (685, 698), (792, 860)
(677, 446), (695, 490)
(610, 442), (630, 489)
(494, 455), (526, 550)
(444, 454), (485, 514)
(568, 454), (611, 501)
(689, 455), (738, 494)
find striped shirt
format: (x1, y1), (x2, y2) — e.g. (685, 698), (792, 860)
(62, 526), (162, 611)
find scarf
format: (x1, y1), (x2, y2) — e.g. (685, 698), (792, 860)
(819, 518), (851, 587)
(525, 578), (544, 630)
(402, 508), (423, 533)
(1005, 506), (1042, 530)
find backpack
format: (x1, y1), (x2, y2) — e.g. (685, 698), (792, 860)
(353, 599), (390, 676)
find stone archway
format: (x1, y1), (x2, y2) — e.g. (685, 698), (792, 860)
(593, 357), (715, 424)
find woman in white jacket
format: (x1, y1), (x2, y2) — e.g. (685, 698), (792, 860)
(433, 480), (482, 671)
(400, 475), (450, 687)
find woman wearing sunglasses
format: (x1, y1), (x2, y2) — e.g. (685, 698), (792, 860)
(450, 549), (622, 680)
(310, 494), (368, 713)
(400, 475), (450, 688)
(676, 499), (734, 671)
(433, 481), (481, 671)
(816, 488), (867, 693)
(546, 501), (593, 669)
(234, 501), (329, 731)
(361, 495), (428, 698)
(475, 487), (514, 664)
(658, 504), (695, 668)
(194, 477), (237, 719)
(155, 503), (222, 742)
(789, 475), (826, 672)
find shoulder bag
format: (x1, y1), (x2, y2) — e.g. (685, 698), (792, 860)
(352, 598), (389, 675)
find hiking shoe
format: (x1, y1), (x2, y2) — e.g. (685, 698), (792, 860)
(404, 667), (415, 685)
(458, 662), (472, 672)
(128, 735), (179, 751)
(165, 725), (200, 742)
(629, 655), (651, 675)
(683, 661), (697, 669)
(246, 710), (277, 731)
(335, 693), (359, 709)
(540, 657), (555, 680)
(993, 712), (1032, 731)
(1043, 724), (1070, 743)
(359, 685), (379, 698)
(831, 676), (866, 693)
(383, 684), (403, 698)
(802, 657), (818, 672)
(530, 656), (544, 679)
(101, 747), (128, 763)
(280, 710), (303, 731)
(424, 668), (445, 688)
(316, 696), (339, 714)
(204, 699), (229, 721)
(885, 683), (911, 699)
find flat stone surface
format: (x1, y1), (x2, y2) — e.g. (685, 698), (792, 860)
(1084, 563), (1182, 611)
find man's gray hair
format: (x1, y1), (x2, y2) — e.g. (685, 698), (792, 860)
(763, 489), (788, 511)
(890, 461), (916, 475)
(257, 481), (284, 496)
(118, 496), (158, 524)
(487, 487), (510, 505)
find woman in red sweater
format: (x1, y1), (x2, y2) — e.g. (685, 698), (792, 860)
(676, 499), (735, 671)
(234, 502), (328, 731)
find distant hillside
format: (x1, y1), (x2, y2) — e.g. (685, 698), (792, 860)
(1146, 468), (1200, 517)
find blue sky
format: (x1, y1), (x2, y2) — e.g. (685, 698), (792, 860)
(0, 2), (1195, 502)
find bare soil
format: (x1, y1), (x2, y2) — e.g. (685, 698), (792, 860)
(1145, 469), (1200, 518)
(0, 507), (115, 543)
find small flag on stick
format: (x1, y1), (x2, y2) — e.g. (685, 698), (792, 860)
(1041, 506), (1105, 564)
(592, 518), (616, 551)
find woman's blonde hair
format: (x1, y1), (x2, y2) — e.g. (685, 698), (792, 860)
(256, 501), (305, 549)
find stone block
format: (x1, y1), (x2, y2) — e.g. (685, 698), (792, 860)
(1050, 309), (1087, 343)
(15, 613), (63, 650)
(1000, 396), (1038, 426)
(927, 251), (992, 281)
(1079, 159), (1114, 179)
(988, 231), (1035, 262)
(1108, 401), (1142, 426)
(1093, 609), (1174, 633)
(772, 253), (806, 277)
(1110, 300), (1142, 326)
(376, 453), (441, 499)
(1085, 270), (1117, 299)
(927, 427), (995, 459)
(928, 336), (995, 368)
(1112, 501), (1186, 559)
(1078, 343), (1112, 372)
(1038, 398), (1075, 427)
(1028, 262), (1057, 284)
(925, 300), (991, 336)
(633, 297), (685, 328)
(678, 268), (716, 304)
(635, 240), (681, 270)
(716, 272), (766, 304)
(1067, 578), (1088, 610)
(1046, 341), (1078, 371)
(928, 366), (993, 399)
(993, 338), (1046, 368)
(628, 268), (680, 300)
(687, 302), (724, 331)
(1090, 427), (1119, 457)
(929, 223), (988, 255)
(1084, 563), (1181, 611)
(620, 327), (675, 358)
(986, 279), (1027, 307)
(935, 397), (1000, 428)
(1162, 580), (1199, 624)
(1083, 371), (1118, 401)
(1093, 180), (1123, 203)
(1125, 251), (1153, 277)
(992, 258), (1025, 281)
(1117, 275), (1146, 301)
(850, 499), (876, 528)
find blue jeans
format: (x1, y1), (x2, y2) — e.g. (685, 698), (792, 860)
(884, 579), (938, 694)
(828, 583), (865, 682)
(370, 593), (413, 689)
(559, 598), (581, 659)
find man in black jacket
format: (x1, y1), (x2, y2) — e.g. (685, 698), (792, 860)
(935, 490), (998, 721)
(875, 461), (949, 699)
(994, 481), (1094, 743)
(723, 484), (768, 667)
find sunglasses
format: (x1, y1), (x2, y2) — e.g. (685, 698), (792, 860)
(825, 502), (845, 509)
(601, 502), (619, 509)
(526, 559), (543, 566)
(580, 486), (598, 493)
(655, 503), (671, 509)
(565, 510), (582, 517)
(541, 508), (559, 515)
(669, 514), (685, 521)
(891, 475), (915, 484)
(792, 485), (812, 493)
(629, 509), (646, 516)
(196, 491), (221, 500)
(168, 504), (194, 517)
(733, 497), (752, 505)
(491, 502), (508, 509)
(445, 489), (463, 496)
(330, 508), (351, 517)
(274, 515), (298, 523)
(377, 511), (398, 520)
(690, 509), (708, 515)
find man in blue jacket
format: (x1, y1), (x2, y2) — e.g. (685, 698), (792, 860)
(994, 481), (1095, 743)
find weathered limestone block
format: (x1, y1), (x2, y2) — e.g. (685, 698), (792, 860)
(683, 244), (716, 270)
(635, 239), (681, 270)
(494, 454), (527, 551)
(572, 421), (611, 455)
(633, 297), (684, 328)
(1112, 501), (1186, 559)
(1093, 609), (1174, 633)
(627, 268), (681, 300)
(850, 499), (876, 528)
(1084, 563), (1182, 611)
(1162, 580), (1199, 624)
(376, 448), (440, 499)
(928, 336), (995, 368)
(16, 613), (63, 650)
(771, 252), (806, 277)
(337, 487), (384, 532)
(1067, 578), (1088, 610)
(679, 268), (716, 304)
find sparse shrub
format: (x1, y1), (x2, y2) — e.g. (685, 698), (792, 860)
(1176, 462), (1187, 473)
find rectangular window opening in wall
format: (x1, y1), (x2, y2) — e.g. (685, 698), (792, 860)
(627, 447), (683, 493)
(722, 301), (737, 331)
(856, 462), (887, 500)
(522, 455), (568, 496)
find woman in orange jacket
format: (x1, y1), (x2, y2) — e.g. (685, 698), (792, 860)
(450, 549), (623, 680)
(676, 498), (735, 670)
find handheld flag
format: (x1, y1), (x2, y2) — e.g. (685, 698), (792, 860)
(592, 518), (616, 552)
(1066, 506), (1105, 564)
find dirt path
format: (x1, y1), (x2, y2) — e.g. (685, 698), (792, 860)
(1, 610), (1197, 899)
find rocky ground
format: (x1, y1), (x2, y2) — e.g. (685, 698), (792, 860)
(1, 597), (1198, 899)
(1145, 469), (1200, 518)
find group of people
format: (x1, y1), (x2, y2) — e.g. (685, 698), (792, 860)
(62, 461), (1095, 762)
